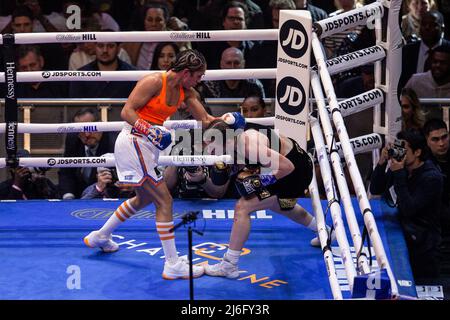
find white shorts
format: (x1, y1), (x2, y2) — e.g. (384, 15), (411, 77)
(115, 124), (166, 187)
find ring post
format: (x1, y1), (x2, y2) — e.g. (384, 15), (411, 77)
(2, 34), (19, 169)
(274, 10), (312, 149)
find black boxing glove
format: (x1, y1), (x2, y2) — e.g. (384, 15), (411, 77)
(235, 174), (272, 200)
(209, 162), (230, 186)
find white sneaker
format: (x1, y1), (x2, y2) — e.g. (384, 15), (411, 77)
(162, 257), (205, 280)
(83, 230), (119, 253)
(310, 226), (335, 247)
(204, 258), (240, 279)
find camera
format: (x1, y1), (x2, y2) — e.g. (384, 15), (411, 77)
(388, 139), (407, 161)
(182, 166), (201, 174)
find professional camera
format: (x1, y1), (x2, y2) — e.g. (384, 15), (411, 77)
(387, 139), (407, 161)
(182, 166), (202, 174)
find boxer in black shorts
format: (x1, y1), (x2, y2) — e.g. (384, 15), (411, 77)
(202, 119), (331, 279)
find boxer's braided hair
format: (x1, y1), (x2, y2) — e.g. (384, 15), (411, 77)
(170, 49), (206, 72)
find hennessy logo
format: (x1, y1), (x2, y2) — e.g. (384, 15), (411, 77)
(6, 62), (15, 99)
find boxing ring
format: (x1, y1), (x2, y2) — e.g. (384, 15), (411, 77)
(1, 0), (420, 300)
(0, 198), (414, 300)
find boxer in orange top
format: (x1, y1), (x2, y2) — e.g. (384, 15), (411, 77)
(83, 49), (243, 280)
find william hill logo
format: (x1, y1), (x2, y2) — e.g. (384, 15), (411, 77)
(196, 32), (210, 39)
(82, 33), (97, 40)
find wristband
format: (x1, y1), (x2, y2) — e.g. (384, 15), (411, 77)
(133, 118), (152, 135)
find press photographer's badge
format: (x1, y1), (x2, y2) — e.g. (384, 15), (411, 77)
(389, 185), (397, 205)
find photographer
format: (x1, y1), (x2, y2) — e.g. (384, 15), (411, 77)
(81, 165), (135, 200)
(164, 128), (231, 199)
(165, 163), (231, 199)
(0, 149), (59, 200)
(370, 129), (443, 284)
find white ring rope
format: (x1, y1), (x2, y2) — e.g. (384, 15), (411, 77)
(328, 88), (384, 118)
(0, 117), (274, 134)
(0, 68), (277, 83)
(0, 154), (234, 169)
(322, 45), (385, 76)
(313, 2), (384, 39)
(0, 29), (278, 45)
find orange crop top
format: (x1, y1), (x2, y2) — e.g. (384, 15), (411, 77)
(136, 72), (185, 125)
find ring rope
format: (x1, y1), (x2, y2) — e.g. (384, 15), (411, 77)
(0, 29), (278, 45)
(0, 68), (277, 83)
(0, 117), (275, 134)
(0, 154), (234, 169)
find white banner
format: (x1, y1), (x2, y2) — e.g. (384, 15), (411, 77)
(274, 10), (312, 150)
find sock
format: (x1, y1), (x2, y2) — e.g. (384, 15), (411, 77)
(99, 199), (137, 235)
(156, 221), (178, 265)
(306, 217), (318, 232)
(224, 248), (241, 265)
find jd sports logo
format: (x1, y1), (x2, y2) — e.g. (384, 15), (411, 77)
(280, 19), (309, 59)
(277, 77), (306, 115)
(42, 71), (51, 78)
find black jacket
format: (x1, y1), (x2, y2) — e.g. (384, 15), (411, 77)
(58, 131), (118, 198)
(370, 160), (443, 250)
(69, 59), (136, 98)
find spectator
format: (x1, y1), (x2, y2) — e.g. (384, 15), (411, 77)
(199, 47), (266, 99)
(22, 0), (65, 32)
(294, 0), (328, 23)
(310, 0), (337, 13)
(335, 64), (374, 188)
(401, 0), (437, 43)
(16, 45), (68, 98)
(400, 87), (426, 130)
(0, 149), (59, 200)
(241, 95), (268, 118)
(89, 0), (121, 31)
(370, 129), (443, 284)
(81, 161), (135, 199)
(172, 0), (210, 30)
(435, 0), (450, 37)
(123, 2), (169, 69)
(149, 42), (180, 71)
(69, 41), (136, 98)
(166, 16), (192, 52)
(10, 5), (68, 70)
(405, 44), (450, 120)
(200, 0), (265, 30)
(423, 118), (450, 296)
(195, 1), (256, 70)
(68, 16), (131, 70)
(247, 0), (297, 97)
(423, 119), (450, 235)
(58, 108), (118, 199)
(323, 0), (366, 58)
(400, 10), (449, 89)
